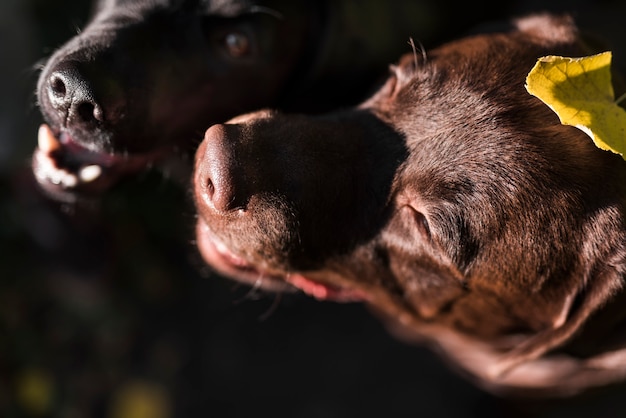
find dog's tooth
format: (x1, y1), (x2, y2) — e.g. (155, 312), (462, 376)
(49, 169), (63, 185)
(61, 173), (78, 188)
(37, 124), (60, 153)
(79, 165), (102, 183)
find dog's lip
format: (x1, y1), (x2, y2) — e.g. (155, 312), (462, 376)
(195, 220), (367, 302)
(32, 124), (165, 194)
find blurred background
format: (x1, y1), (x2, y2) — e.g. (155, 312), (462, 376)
(2, 0), (626, 417)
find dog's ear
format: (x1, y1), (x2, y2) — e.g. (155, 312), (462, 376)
(383, 198), (467, 319)
(513, 13), (579, 45)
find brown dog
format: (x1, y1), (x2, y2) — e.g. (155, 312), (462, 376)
(192, 14), (626, 396)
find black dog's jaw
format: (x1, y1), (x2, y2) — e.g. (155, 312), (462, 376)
(33, 0), (424, 200)
(193, 15), (626, 396)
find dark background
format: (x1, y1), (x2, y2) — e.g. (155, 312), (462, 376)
(2, 0), (626, 417)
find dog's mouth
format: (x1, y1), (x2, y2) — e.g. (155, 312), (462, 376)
(195, 220), (367, 302)
(32, 124), (166, 199)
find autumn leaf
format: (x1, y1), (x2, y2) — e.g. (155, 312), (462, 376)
(525, 51), (626, 160)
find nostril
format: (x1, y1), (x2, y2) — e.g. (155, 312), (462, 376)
(45, 64), (105, 126)
(50, 75), (67, 98)
(47, 72), (71, 110)
(197, 124), (244, 213)
(198, 169), (233, 213)
(203, 176), (215, 201)
(77, 102), (94, 121)
(76, 101), (104, 123)
(206, 170), (238, 212)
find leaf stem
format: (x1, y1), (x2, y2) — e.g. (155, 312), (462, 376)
(616, 92), (626, 106)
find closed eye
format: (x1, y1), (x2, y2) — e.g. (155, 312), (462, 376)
(405, 204), (432, 241)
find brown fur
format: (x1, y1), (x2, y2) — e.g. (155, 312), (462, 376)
(192, 14), (626, 396)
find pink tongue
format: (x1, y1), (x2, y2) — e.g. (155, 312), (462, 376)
(288, 274), (333, 299)
(287, 274), (365, 302)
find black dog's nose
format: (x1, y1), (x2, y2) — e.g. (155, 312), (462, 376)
(45, 62), (104, 126)
(196, 124), (245, 213)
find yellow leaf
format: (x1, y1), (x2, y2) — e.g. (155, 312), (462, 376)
(525, 51), (626, 160)
(16, 368), (54, 415)
(109, 380), (171, 418)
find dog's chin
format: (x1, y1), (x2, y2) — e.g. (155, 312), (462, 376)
(32, 124), (167, 200)
(195, 219), (368, 302)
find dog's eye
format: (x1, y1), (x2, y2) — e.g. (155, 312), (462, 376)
(222, 32), (251, 57)
(414, 210), (431, 240)
(400, 204), (432, 241)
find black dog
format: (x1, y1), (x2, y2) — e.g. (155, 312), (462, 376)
(192, 14), (626, 396)
(32, 0), (456, 200)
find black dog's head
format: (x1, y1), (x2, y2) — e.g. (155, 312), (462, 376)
(193, 14), (626, 395)
(33, 0), (320, 198)
(32, 0), (432, 201)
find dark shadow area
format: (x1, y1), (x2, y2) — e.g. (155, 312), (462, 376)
(2, 0), (626, 416)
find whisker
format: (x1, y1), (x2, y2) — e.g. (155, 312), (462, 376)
(407, 37), (427, 68)
(258, 292), (282, 321)
(233, 275), (266, 304)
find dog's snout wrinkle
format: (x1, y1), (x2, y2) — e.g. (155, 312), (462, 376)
(46, 63), (104, 127)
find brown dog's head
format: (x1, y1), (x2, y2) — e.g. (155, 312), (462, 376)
(193, 14), (626, 395)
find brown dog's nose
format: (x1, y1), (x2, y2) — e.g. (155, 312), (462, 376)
(196, 124), (243, 212)
(45, 62), (104, 127)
